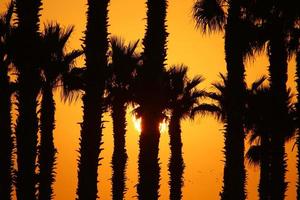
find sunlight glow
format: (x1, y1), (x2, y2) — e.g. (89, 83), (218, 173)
(132, 115), (142, 133)
(159, 119), (169, 133)
(132, 115), (169, 134)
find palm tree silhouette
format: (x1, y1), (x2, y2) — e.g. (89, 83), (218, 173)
(13, 0), (43, 199)
(245, 83), (295, 200)
(106, 37), (140, 200)
(135, 0), (168, 198)
(166, 65), (206, 200)
(38, 23), (82, 200)
(0, 2), (14, 199)
(76, 0), (110, 199)
(244, 79), (272, 200)
(193, 1), (254, 198)
(245, 1), (300, 197)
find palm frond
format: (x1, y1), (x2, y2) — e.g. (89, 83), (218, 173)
(193, 0), (226, 33)
(246, 145), (262, 167)
(4, 1), (14, 28)
(250, 75), (267, 91)
(191, 103), (223, 121)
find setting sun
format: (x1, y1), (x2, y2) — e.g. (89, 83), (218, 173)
(132, 115), (142, 133)
(132, 115), (169, 134)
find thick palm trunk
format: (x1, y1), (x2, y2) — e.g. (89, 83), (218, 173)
(15, 71), (40, 200)
(111, 100), (128, 200)
(259, 135), (271, 200)
(0, 64), (13, 200)
(168, 115), (184, 200)
(137, 0), (168, 199)
(221, 2), (246, 200)
(268, 31), (288, 200)
(137, 0), (168, 200)
(76, 0), (109, 199)
(137, 111), (161, 200)
(296, 51), (300, 199)
(38, 84), (56, 200)
(14, 0), (42, 199)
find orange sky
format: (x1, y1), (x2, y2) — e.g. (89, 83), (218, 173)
(1, 0), (298, 199)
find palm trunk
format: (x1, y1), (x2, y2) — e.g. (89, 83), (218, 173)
(137, 0), (168, 198)
(14, 0), (42, 199)
(137, 111), (161, 200)
(221, 1), (246, 199)
(38, 84), (56, 200)
(15, 70), (40, 200)
(111, 100), (128, 200)
(296, 51), (300, 199)
(76, 0), (109, 199)
(0, 62), (13, 200)
(168, 114), (184, 200)
(268, 30), (288, 200)
(259, 135), (271, 200)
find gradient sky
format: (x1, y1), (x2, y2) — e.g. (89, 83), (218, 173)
(1, 0), (298, 199)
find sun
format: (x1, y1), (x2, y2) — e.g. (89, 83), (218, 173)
(132, 115), (142, 133)
(132, 115), (169, 134)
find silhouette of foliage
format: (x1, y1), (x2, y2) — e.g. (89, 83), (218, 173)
(106, 36), (140, 200)
(166, 65), (206, 200)
(38, 23), (82, 200)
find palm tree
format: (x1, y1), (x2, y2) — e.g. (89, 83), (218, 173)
(13, 0), (43, 199)
(135, 0), (168, 198)
(166, 65), (206, 200)
(0, 2), (14, 199)
(245, 84), (295, 200)
(193, 1), (249, 198)
(76, 0), (110, 199)
(38, 23), (82, 200)
(106, 37), (140, 200)
(245, 1), (300, 197)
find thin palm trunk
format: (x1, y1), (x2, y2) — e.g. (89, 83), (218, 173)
(259, 135), (271, 200)
(14, 0), (42, 199)
(168, 114), (184, 200)
(221, 1), (246, 199)
(76, 0), (109, 199)
(0, 62), (13, 200)
(296, 51), (300, 199)
(111, 100), (128, 200)
(38, 84), (56, 200)
(268, 31), (288, 200)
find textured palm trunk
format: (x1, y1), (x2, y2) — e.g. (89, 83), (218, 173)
(111, 100), (128, 200)
(268, 31), (288, 200)
(14, 0), (42, 199)
(0, 64), (13, 200)
(259, 135), (271, 200)
(15, 71), (40, 200)
(168, 114), (184, 200)
(38, 84), (56, 200)
(76, 0), (109, 199)
(137, 0), (168, 200)
(296, 51), (300, 199)
(221, 1), (246, 200)
(137, 0), (167, 199)
(137, 111), (161, 200)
